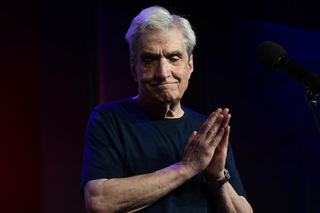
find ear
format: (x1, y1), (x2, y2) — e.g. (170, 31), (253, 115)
(187, 55), (194, 79)
(130, 58), (138, 82)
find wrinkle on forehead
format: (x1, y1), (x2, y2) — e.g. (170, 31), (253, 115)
(138, 28), (185, 55)
(142, 29), (173, 45)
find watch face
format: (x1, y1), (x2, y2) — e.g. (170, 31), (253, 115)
(224, 169), (231, 181)
(206, 169), (230, 189)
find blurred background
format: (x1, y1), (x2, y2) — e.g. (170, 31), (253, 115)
(1, 0), (320, 212)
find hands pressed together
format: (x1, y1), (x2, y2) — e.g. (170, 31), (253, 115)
(84, 107), (254, 213)
(181, 108), (231, 181)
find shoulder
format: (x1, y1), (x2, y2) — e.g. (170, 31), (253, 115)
(89, 97), (150, 126)
(86, 98), (135, 126)
(94, 98), (132, 111)
(92, 98), (135, 116)
(182, 106), (207, 122)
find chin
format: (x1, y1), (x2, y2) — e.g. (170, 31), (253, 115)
(155, 93), (181, 103)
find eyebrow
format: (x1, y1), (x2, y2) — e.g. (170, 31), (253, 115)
(140, 52), (160, 59)
(140, 50), (184, 59)
(167, 51), (184, 58)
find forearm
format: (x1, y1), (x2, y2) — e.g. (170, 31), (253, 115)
(85, 162), (192, 213)
(211, 183), (253, 213)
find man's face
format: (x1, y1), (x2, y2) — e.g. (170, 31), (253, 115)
(131, 29), (194, 104)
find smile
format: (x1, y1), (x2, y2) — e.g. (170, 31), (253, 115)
(150, 82), (178, 87)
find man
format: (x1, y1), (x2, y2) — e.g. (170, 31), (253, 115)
(81, 6), (253, 213)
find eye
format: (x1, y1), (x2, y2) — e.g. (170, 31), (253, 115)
(169, 56), (181, 63)
(142, 56), (158, 65)
(144, 58), (155, 64)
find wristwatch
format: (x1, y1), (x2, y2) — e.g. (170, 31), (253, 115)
(204, 169), (231, 189)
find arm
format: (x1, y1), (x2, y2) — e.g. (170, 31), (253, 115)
(84, 108), (228, 213)
(204, 111), (253, 213)
(212, 183), (253, 213)
(84, 162), (192, 213)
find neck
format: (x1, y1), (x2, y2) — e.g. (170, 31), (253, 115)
(133, 95), (184, 118)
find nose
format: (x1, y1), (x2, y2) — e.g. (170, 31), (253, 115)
(155, 59), (171, 80)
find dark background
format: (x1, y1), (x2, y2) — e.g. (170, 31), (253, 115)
(2, 0), (320, 212)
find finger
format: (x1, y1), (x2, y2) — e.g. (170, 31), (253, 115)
(221, 113), (231, 129)
(199, 108), (222, 134)
(205, 114), (224, 139)
(210, 126), (225, 147)
(225, 125), (230, 135)
(221, 108), (229, 117)
(220, 108), (230, 127)
(212, 126), (230, 159)
(219, 126), (230, 149)
(189, 131), (197, 142)
(185, 131), (197, 149)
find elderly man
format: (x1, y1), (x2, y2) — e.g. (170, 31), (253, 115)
(80, 6), (253, 213)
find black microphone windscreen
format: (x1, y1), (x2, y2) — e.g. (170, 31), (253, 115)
(256, 41), (288, 71)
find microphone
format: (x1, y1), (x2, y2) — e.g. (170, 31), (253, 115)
(256, 41), (320, 94)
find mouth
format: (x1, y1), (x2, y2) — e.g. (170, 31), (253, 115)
(150, 82), (178, 87)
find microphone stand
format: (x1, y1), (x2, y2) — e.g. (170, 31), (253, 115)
(304, 89), (320, 139)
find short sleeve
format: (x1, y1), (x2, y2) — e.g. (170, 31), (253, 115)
(225, 142), (247, 198)
(80, 108), (125, 196)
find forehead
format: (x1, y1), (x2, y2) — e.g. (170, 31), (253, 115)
(139, 29), (186, 54)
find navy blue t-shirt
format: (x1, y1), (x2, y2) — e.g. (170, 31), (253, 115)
(80, 97), (246, 212)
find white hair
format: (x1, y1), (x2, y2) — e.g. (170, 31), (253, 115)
(125, 6), (196, 64)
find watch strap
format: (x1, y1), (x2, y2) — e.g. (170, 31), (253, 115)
(204, 169), (230, 189)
